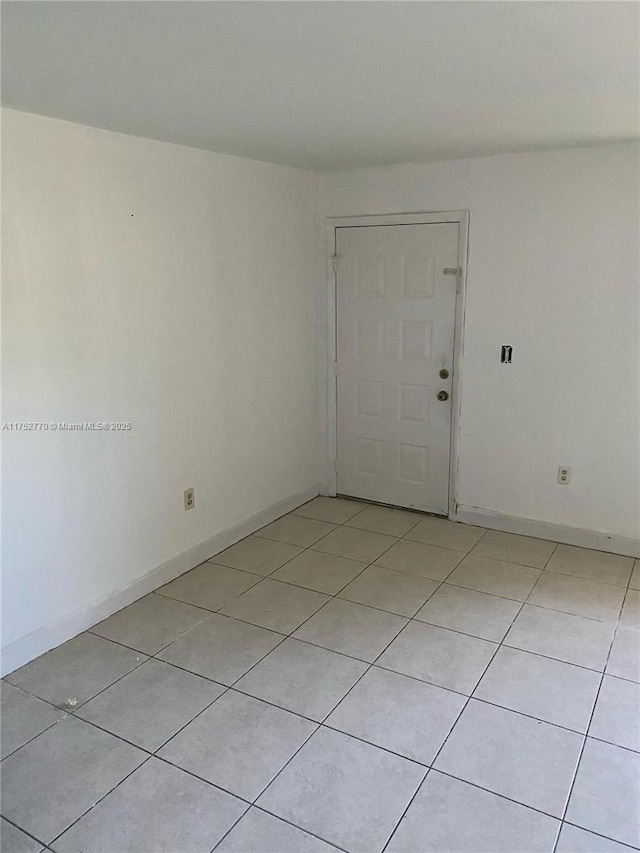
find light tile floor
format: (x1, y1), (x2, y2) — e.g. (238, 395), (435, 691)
(2, 497), (639, 853)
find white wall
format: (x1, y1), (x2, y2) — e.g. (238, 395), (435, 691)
(319, 143), (640, 544)
(2, 108), (319, 671)
(4, 112), (639, 674)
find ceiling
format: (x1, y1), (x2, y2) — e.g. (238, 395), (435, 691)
(2, 1), (638, 171)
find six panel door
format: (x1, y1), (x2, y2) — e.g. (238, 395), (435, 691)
(336, 222), (459, 514)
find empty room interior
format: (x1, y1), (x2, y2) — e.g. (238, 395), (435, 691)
(1, 2), (640, 852)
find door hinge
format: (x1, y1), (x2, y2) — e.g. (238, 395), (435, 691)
(333, 361), (338, 376)
(333, 458), (338, 472)
(444, 267), (463, 294)
(332, 255), (338, 272)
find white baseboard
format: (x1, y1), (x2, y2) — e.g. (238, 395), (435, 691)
(1, 486), (319, 677)
(454, 505), (640, 558)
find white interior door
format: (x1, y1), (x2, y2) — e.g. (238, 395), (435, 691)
(336, 222), (459, 514)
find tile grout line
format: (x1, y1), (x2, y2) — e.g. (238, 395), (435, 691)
(560, 820), (640, 851)
(391, 759), (640, 849)
(4, 505), (637, 849)
(464, 535), (632, 850)
(4, 603), (303, 843)
(46, 753), (155, 850)
(0, 707), (73, 765)
(380, 597), (520, 852)
(39, 561), (636, 850)
(3, 505), (526, 691)
(211, 803), (350, 853)
(208, 514), (470, 852)
(1, 517), (595, 765)
(378, 766), (431, 853)
(1, 813), (52, 851)
(95, 501), (376, 639)
(325, 537), (504, 853)
(245, 806), (348, 853)
(551, 588), (626, 853)
(416, 591), (524, 763)
(6, 690), (633, 839)
(180, 592), (621, 853)
(137, 537), (423, 853)
(85, 577), (627, 672)
(212, 560), (440, 853)
(188, 508), (436, 684)
(35, 691), (262, 846)
(6, 508), (632, 667)
(378, 545), (633, 849)
(3, 543), (629, 757)
(2, 642), (153, 759)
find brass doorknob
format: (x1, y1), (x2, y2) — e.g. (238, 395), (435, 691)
(437, 390), (449, 401)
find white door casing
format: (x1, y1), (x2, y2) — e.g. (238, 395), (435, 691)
(335, 221), (461, 514)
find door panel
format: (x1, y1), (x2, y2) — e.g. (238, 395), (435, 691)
(336, 223), (459, 513)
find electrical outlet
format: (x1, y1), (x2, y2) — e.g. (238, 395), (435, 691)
(558, 466), (571, 485)
(184, 487), (195, 510)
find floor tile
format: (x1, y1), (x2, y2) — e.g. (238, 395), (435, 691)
(447, 554), (541, 601)
(157, 613), (282, 685)
(566, 738), (640, 848)
(325, 666), (465, 764)
(258, 515), (337, 547)
(0, 716), (146, 843)
(470, 530), (556, 568)
(158, 691), (315, 801)
(337, 565), (439, 617)
(257, 727), (425, 853)
(293, 599), (407, 662)
(630, 560), (640, 591)
(292, 496), (367, 524)
(216, 808), (337, 853)
(53, 757), (246, 853)
(5, 633), (145, 709)
(620, 589), (640, 628)
(386, 770), (560, 853)
(311, 526), (397, 563)
(606, 627), (640, 682)
(556, 823), (636, 852)
(220, 579), (329, 634)
(414, 584), (521, 642)
(374, 539), (464, 580)
(404, 517), (485, 552)
(474, 646), (600, 732)
(157, 562), (260, 611)
(1, 682), (65, 759)
(91, 593), (210, 655)
(528, 573), (625, 622)
(377, 621), (497, 694)
(76, 659), (224, 752)
(504, 604), (616, 670)
(589, 675), (640, 752)
(0, 818), (44, 853)
(345, 505), (423, 537)
(434, 700), (583, 817)
(210, 535), (303, 576)
(545, 545), (633, 587)
(271, 550), (366, 594)
(235, 638), (368, 721)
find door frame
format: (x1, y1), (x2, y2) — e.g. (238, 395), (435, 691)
(325, 210), (470, 519)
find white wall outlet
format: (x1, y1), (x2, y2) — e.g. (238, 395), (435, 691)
(184, 487), (195, 510)
(558, 466), (571, 485)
